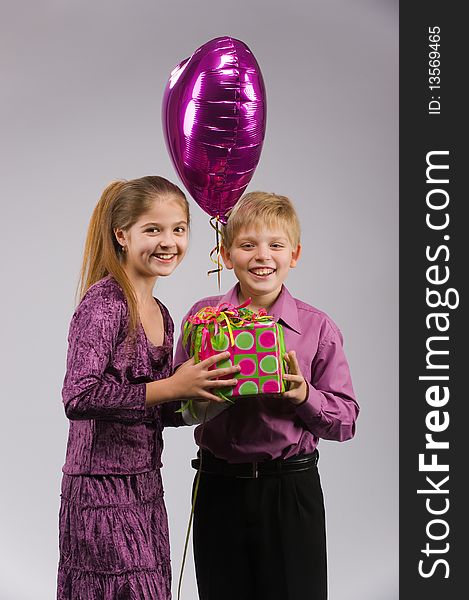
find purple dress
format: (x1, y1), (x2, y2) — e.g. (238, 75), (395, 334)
(57, 276), (183, 600)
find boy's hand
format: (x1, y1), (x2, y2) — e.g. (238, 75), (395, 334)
(283, 351), (308, 405)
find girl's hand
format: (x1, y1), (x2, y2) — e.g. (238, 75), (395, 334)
(173, 352), (240, 402)
(146, 352), (240, 406)
(282, 351), (308, 405)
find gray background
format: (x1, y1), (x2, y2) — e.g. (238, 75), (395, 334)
(0, 1), (398, 598)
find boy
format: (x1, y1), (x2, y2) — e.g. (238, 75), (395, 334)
(174, 192), (359, 600)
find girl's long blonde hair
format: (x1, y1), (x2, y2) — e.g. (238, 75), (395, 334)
(78, 175), (189, 334)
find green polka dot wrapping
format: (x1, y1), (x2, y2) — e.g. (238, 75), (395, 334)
(184, 309), (287, 401)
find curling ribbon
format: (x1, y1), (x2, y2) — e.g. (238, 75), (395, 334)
(182, 299), (271, 350)
(207, 215), (223, 289)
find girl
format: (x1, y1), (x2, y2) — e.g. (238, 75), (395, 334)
(57, 176), (238, 600)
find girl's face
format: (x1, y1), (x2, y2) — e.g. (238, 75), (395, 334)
(115, 196), (189, 281)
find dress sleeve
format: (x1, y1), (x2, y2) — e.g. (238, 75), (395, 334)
(159, 401), (185, 428)
(294, 324), (360, 442)
(62, 292), (147, 423)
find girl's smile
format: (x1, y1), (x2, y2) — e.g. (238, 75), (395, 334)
(152, 252), (177, 261)
(115, 196), (189, 282)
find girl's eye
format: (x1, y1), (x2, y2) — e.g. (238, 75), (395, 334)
(146, 228), (160, 233)
(174, 226), (186, 233)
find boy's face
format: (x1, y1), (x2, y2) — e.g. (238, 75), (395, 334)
(221, 226), (301, 303)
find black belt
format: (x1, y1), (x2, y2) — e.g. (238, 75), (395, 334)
(191, 449), (319, 479)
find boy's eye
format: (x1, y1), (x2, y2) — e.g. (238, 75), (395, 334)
(271, 243), (285, 249)
(240, 243), (254, 249)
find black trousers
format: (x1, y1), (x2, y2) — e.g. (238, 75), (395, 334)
(192, 460), (327, 600)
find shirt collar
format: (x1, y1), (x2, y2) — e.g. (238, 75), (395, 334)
(220, 283), (302, 334)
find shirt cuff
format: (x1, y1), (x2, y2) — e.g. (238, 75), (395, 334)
(294, 381), (323, 421)
(181, 400), (230, 425)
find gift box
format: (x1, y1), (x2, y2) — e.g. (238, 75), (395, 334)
(183, 301), (287, 402)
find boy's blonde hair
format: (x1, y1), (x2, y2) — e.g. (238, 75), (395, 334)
(222, 191), (301, 249)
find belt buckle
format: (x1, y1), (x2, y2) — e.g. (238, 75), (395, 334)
(237, 461), (258, 479)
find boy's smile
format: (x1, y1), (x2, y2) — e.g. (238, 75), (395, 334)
(249, 266), (276, 278)
(221, 226), (301, 309)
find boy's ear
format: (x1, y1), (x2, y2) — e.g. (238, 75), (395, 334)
(220, 245), (234, 269)
(290, 243), (302, 268)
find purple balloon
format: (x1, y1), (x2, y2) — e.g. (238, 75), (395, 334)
(162, 37), (267, 222)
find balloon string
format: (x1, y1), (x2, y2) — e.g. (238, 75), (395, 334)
(176, 403), (209, 600)
(208, 216), (223, 290)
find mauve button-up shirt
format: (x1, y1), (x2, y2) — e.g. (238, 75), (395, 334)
(174, 284), (359, 462)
